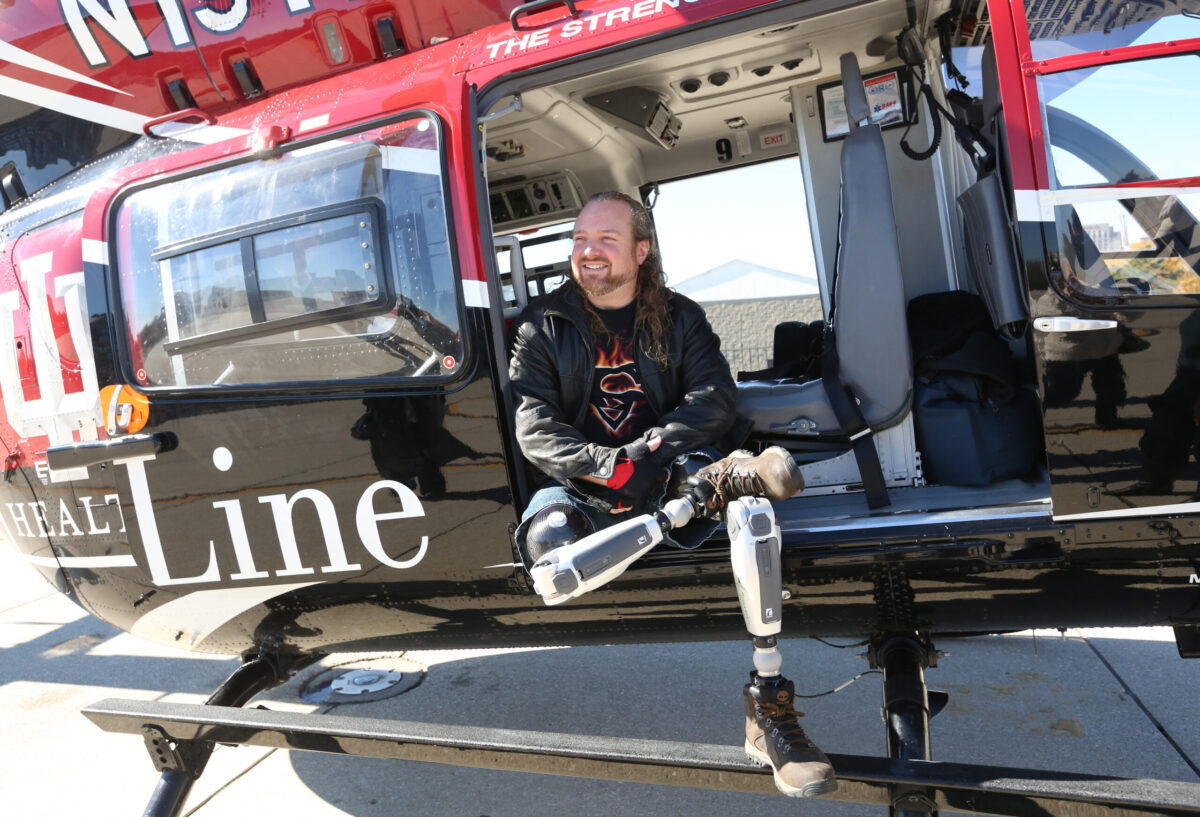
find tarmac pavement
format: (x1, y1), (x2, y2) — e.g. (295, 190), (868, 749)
(2, 539), (1198, 817)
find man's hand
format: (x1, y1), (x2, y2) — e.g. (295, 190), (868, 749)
(607, 437), (666, 502)
(575, 438), (664, 513)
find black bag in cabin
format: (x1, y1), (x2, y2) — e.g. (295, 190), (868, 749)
(907, 291), (1039, 486)
(737, 320), (825, 382)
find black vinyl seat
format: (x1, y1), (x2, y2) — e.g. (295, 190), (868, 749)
(737, 52), (911, 440)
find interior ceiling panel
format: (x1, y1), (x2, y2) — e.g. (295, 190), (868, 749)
(483, 0), (919, 188)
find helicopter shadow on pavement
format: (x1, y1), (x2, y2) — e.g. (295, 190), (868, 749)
(250, 633), (1200, 817)
(2, 540), (1196, 817)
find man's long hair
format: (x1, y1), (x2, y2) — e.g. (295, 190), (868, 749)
(574, 191), (673, 367)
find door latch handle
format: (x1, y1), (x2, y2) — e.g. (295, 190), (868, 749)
(3, 450), (19, 483)
(1033, 316), (1118, 332)
(46, 434), (167, 471)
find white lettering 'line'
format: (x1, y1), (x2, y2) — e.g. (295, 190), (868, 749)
(0, 40), (132, 96)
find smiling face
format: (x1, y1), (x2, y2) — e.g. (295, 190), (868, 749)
(570, 198), (650, 309)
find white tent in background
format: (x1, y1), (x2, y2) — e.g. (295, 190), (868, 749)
(670, 260), (819, 302)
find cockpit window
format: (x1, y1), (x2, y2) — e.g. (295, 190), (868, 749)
(114, 114), (463, 389)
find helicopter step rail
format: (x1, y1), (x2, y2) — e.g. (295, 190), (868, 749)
(83, 696), (1200, 817)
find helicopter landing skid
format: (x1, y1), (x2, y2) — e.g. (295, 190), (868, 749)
(135, 649), (316, 817)
(84, 638), (1200, 817)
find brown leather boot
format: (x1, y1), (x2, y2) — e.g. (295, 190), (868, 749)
(689, 447), (803, 513)
(744, 674), (837, 797)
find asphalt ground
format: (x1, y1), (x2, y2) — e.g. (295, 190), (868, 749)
(2, 540), (1198, 817)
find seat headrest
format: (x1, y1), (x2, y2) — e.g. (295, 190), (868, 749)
(840, 52), (870, 129)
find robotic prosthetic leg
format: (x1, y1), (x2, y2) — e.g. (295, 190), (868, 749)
(731, 496), (838, 797)
(728, 496), (785, 675)
(529, 446), (804, 605)
(527, 449), (835, 796)
(530, 492), (836, 796)
(529, 494), (698, 605)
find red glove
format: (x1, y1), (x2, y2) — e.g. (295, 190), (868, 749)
(606, 440), (667, 500)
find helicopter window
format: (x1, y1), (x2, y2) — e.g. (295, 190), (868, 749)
(495, 227), (572, 317)
(114, 114), (464, 389)
(257, 215), (379, 320)
(1041, 54), (1200, 190)
(0, 102), (139, 208)
(1038, 54), (1200, 302)
(650, 158), (818, 377)
(153, 202), (389, 357)
(1051, 195), (1200, 300)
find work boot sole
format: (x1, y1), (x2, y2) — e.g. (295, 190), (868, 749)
(744, 739), (839, 798)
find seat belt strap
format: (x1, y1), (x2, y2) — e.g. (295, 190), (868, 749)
(820, 330), (891, 509)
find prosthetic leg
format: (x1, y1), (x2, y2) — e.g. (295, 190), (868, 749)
(529, 446), (801, 604)
(527, 447), (837, 798)
(730, 497), (838, 798)
(528, 492), (699, 604)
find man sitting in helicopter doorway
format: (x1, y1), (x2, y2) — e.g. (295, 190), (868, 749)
(508, 190), (838, 798)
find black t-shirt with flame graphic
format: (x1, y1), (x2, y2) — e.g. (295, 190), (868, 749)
(581, 302), (658, 448)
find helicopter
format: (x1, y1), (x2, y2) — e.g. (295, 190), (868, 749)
(1, 0), (1199, 814)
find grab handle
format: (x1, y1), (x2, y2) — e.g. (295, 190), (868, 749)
(47, 434), (168, 470)
(510, 0), (579, 31)
(1033, 316), (1117, 333)
(143, 108), (216, 139)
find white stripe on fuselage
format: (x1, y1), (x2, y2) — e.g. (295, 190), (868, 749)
(0, 74), (146, 133)
(0, 40), (132, 96)
(1014, 185), (1200, 224)
(0, 76), (249, 144)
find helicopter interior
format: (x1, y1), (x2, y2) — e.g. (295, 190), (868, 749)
(481, 0), (1061, 531)
(483, 0), (1200, 535)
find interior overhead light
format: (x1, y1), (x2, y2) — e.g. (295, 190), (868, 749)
(708, 71), (730, 86)
(680, 78), (702, 93)
(725, 116), (747, 129)
(781, 46), (815, 70)
(751, 65), (773, 77)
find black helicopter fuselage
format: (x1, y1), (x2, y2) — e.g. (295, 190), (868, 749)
(1, 0), (1199, 661)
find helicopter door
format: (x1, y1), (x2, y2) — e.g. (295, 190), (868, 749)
(48, 113), (516, 639)
(991, 2), (1200, 518)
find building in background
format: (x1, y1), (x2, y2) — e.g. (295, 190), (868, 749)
(1084, 222), (1124, 253)
(671, 260), (821, 377)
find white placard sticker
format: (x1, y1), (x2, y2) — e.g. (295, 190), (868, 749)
(735, 129), (752, 157)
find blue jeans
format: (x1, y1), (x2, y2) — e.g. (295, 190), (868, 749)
(514, 448), (722, 561)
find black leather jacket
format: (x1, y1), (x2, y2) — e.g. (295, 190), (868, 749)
(509, 285), (736, 485)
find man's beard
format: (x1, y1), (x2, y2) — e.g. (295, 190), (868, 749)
(576, 274), (627, 298)
(574, 261), (637, 299)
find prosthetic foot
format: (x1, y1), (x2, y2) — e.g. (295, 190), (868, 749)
(744, 674), (837, 797)
(690, 446), (803, 515)
(729, 496), (836, 797)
